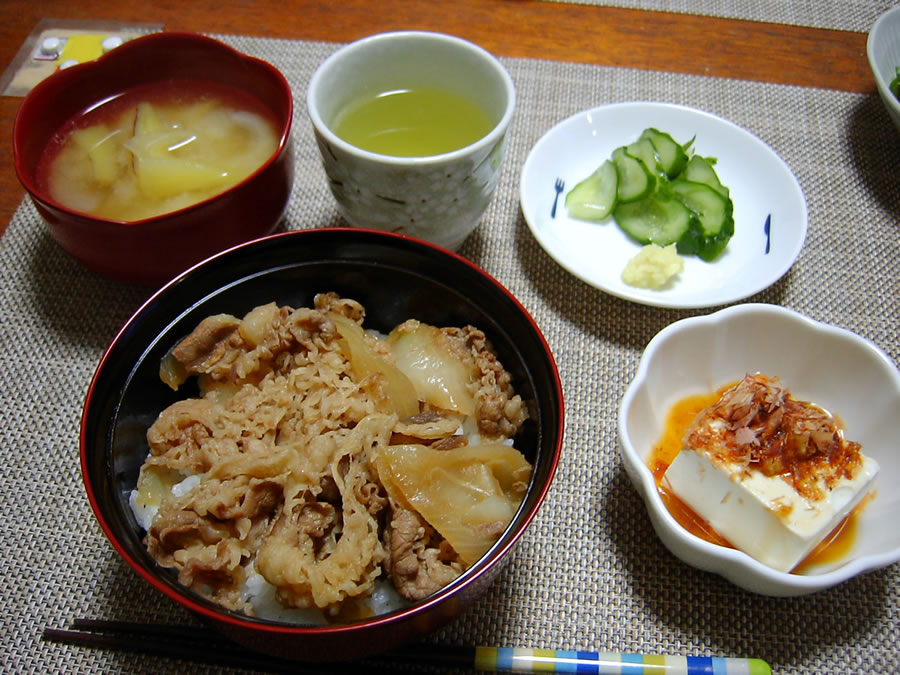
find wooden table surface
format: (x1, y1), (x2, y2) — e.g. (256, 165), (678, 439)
(0, 0), (873, 240)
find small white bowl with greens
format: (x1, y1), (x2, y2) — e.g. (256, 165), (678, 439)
(868, 6), (900, 132)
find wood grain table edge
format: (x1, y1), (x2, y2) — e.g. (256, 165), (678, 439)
(0, 0), (876, 240)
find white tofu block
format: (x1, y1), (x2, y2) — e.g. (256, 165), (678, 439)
(665, 448), (880, 573)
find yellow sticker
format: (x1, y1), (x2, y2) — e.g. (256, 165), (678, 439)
(58, 34), (108, 66)
(0, 20), (163, 97)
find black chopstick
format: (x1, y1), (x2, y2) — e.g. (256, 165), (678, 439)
(42, 618), (467, 673)
(43, 623), (296, 673)
(72, 617), (230, 644)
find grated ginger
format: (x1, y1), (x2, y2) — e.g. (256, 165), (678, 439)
(621, 243), (684, 289)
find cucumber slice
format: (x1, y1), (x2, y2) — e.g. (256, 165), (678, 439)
(626, 138), (664, 178)
(569, 127), (735, 262)
(565, 159), (618, 221)
(613, 193), (693, 246)
(682, 155), (729, 198)
(670, 180), (730, 235)
(671, 180), (734, 261)
(612, 146), (654, 203)
(640, 128), (688, 178)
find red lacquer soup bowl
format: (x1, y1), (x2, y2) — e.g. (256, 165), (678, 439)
(14, 31), (294, 286)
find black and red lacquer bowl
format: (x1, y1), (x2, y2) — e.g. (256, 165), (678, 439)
(80, 228), (564, 661)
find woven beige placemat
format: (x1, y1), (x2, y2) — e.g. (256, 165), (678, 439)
(2, 34), (898, 673)
(541, 0), (895, 32)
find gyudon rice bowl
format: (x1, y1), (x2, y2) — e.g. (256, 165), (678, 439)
(81, 228), (563, 660)
(130, 291), (532, 623)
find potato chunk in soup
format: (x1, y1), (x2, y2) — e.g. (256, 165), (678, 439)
(37, 82), (279, 221)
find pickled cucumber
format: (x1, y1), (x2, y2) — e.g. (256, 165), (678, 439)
(565, 127), (734, 261)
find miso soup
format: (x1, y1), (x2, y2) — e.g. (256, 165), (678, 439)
(36, 80), (280, 222)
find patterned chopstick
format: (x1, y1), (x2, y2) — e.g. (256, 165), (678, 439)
(474, 646), (771, 674)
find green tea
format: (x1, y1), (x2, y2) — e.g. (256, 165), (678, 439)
(332, 86), (494, 157)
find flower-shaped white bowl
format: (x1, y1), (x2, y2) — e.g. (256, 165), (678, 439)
(868, 6), (900, 132)
(618, 303), (900, 596)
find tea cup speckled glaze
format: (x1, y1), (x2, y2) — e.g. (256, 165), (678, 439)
(307, 31), (515, 249)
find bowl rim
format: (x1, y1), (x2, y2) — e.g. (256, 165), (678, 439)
(80, 226), (565, 634)
(617, 302), (900, 593)
(867, 6), (900, 115)
(13, 30), (294, 227)
(306, 30), (516, 166)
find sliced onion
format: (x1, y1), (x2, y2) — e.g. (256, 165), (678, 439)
(159, 350), (188, 390)
(329, 312), (420, 418)
(387, 322), (476, 415)
(376, 443), (532, 564)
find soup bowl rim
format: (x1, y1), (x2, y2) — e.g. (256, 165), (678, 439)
(13, 30), (294, 228)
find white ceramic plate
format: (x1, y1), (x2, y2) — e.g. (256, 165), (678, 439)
(520, 102), (807, 308)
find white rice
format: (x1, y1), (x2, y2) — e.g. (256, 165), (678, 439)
(128, 489), (156, 532)
(242, 561), (409, 624)
(128, 473), (200, 532)
(171, 474), (201, 497)
(130, 472), (411, 624)
(241, 561), (330, 625)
